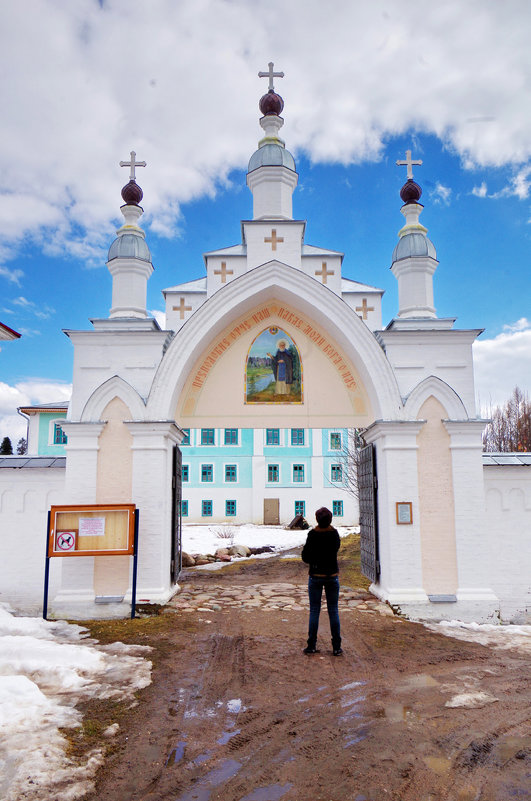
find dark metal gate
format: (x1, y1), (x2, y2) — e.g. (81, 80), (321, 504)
(358, 443), (380, 582)
(171, 445), (182, 583)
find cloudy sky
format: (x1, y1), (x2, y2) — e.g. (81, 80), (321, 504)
(1, 0), (530, 443)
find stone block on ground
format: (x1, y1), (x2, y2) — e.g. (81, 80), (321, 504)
(181, 552), (195, 567)
(228, 544), (251, 557)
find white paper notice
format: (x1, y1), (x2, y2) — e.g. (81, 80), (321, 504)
(79, 517), (106, 537)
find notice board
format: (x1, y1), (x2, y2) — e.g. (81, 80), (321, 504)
(49, 504), (136, 557)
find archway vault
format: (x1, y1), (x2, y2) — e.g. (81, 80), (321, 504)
(147, 261), (403, 427)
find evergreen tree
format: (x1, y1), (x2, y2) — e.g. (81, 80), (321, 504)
(17, 437), (27, 455)
(0, 436), (13, 454)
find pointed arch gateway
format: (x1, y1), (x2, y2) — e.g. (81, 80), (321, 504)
(147, 262), (402, 426)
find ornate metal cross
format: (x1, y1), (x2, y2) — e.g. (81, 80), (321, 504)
(396, 150), (422, 180)
(258, 62), (284, 92)
(119, 150), (147, 181)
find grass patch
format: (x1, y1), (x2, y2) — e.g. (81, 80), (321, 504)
(338, 534), (371, 591)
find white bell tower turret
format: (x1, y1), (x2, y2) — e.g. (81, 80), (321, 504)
(391, 151), (438, 319)
(246, 62), (298, 220)
(107, 151), (153, 318)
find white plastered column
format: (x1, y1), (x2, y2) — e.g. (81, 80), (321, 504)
(50, 422), (105, 619)
(124, 421), (184, 603)
(444, 420), (499, 621)
(363, 421), (427, 606)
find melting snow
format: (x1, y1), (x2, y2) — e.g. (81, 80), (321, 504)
(427, 620), (531, 655)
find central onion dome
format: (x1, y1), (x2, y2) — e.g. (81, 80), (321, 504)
(259, 89), (284, 116)
(400, 178), (422, 205)
(121, 179), (144, 206)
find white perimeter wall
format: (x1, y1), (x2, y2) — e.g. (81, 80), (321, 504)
(483, 464), (531, 623)
(0, 468), (65, 615)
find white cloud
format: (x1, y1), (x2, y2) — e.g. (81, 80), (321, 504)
(0, 265), (23, 284)
(471, 182), (488, 198)
(2, 1), (531, 271)
(0, 380), (72, 444)
(473, 320), (531, 410)
(430, 182), (452, 205)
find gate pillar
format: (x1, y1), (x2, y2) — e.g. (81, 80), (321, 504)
(362, 421), (428, 606)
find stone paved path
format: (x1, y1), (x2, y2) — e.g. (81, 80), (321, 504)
(168, 579), (395, 616)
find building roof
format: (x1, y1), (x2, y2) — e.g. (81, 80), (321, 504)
(163, 277), (207, 294)
(341, 277), (383, 293)
(0, 456), (66, 469)
(18, 401), (69, 414)
(482, 453), (531, 466)
(248, 143), (296, 173)
(0, 321), (21, 340)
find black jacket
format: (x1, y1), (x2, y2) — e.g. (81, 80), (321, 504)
(301, 526), (341, 576)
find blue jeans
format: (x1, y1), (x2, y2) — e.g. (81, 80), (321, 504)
(307, 576), (341, 650)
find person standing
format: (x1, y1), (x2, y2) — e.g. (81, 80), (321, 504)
(301, 507), (342, 656)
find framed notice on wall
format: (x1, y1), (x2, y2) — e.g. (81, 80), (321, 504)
(48, 504), (136, 557)
(396, 502), (413, 525)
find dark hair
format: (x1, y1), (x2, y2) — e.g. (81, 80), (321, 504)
(315, 506), (332, 528)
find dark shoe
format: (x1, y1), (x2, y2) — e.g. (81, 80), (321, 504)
(333, 648), (343, 656)
(303, 646), (320, 654)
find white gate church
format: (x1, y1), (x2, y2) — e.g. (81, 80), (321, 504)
(1, 65), (529, 624)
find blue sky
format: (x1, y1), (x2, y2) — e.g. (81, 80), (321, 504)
(1, 0), (530, 442)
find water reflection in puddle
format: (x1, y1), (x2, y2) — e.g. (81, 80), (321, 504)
(217, 727), (241, 745)
(174, 758), (242, 801)
(398, 673), (439, 690)
(237, 782), (293, 801)
(166, 740), (186, 766)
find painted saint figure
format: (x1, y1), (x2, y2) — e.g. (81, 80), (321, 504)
(267, 340), (293, 395)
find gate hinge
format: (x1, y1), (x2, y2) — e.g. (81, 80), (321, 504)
(373, 476), (378, 489)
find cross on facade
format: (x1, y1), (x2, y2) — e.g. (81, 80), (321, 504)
(258, 61), (284, 92)
(356, 298), (375, 320)
(173, 297), (192, 319)
(396, 149), (422, 180)
(214, 261), (233, 283)
(264, 229), (284, 250)
(315, 262), (335, 284)
(119, 150), (147, 181)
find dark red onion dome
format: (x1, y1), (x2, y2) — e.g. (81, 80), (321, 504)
(121, 180), (143, 205)
(400, 179), (422, 205)
(259, 89), (284, 116)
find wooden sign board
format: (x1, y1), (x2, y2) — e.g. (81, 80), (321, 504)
(49, 504), (136, 557)
(396, 501), (413, 525)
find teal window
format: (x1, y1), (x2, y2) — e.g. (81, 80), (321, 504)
(201, 464), (213, 482)
(181, 500), (188, 517)
(331, 464), (342, 482)
(333, 500), (343, 517)
(226, 500), (237, 516)
(182, 465), (189, 482)
(225, 464), (237, 482)
(53, 424), (67, 445)
(291, 428), (304, 446)
(224, 429), (238, 445)
(266, 428), (280, 445)
(268, 464), (279, 482)
(201, 428), (215, 445)
(330, 432), (341, 450)
(293, 464), (304, 482)
(294, 500), (305, 516)
(202, 500), (212, 516)
(181, 429), (190, 446)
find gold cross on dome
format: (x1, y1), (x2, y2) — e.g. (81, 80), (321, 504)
(173, 297), (192, 319)
(315, 262), (335, 284)
(258, 61), (284, 92)
(214, 261), (233, 283)
(119, 150), (146, 181)
(396, 149), (422, 180)
(264, 229), (284, 250)
(356, 298), (375, 320)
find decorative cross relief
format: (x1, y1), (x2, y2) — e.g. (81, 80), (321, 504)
(173, 298), (192, 319)
(258, 61), (284, 92)
(214, 261), (233, 283)
(356, 298), (374, 320)
(264, 229), (284, 251)
(396, 149), (422, 180)
(119, 150), (146, 181)
(315, 262), (334, 284)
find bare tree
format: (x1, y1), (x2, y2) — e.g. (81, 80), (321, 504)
(483, 386), (531, 452)
(340, 428), (364, 499)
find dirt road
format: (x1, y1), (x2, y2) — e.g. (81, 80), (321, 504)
(82, 557), (530, 801)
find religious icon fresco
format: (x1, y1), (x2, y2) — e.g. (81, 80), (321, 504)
(245, 327), (302, 404)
